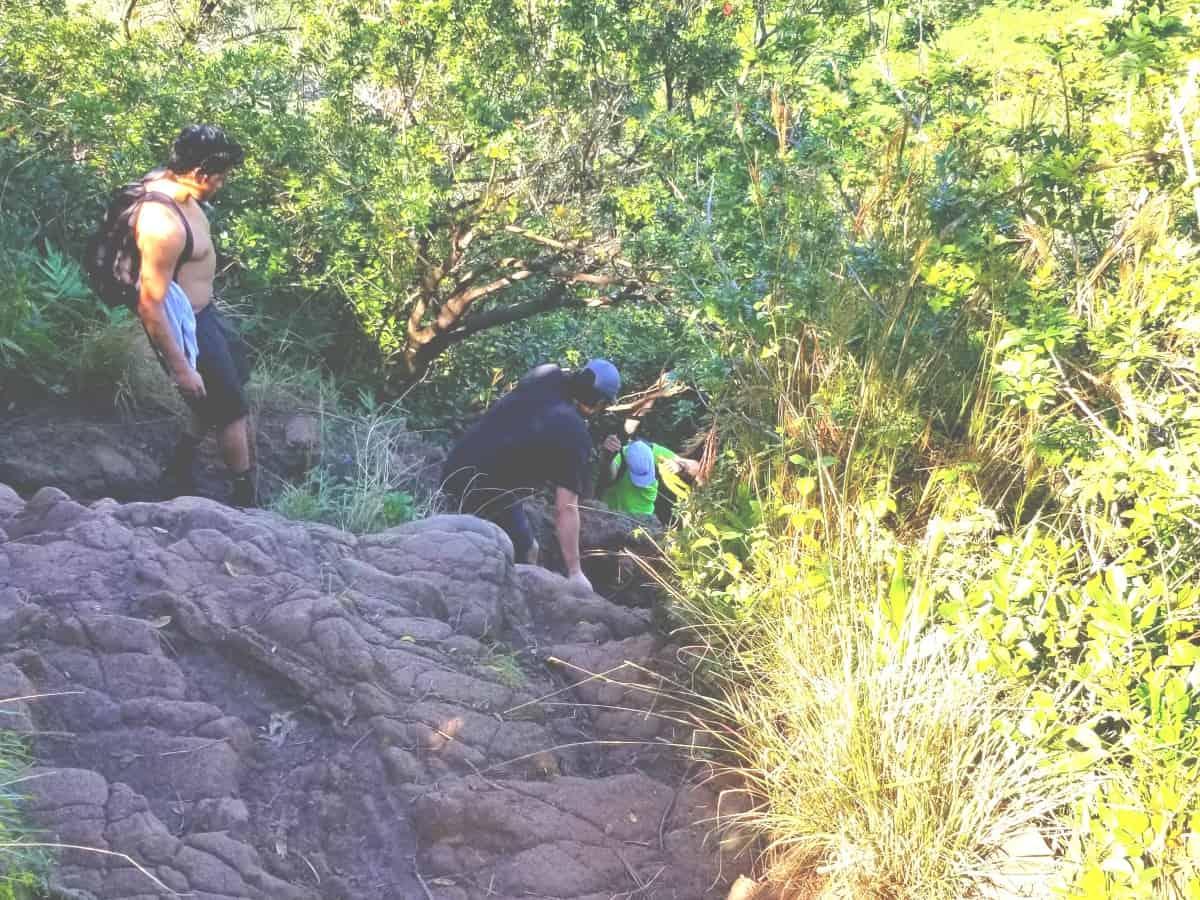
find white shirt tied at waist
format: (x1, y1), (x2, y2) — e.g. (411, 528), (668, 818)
(139, 280), (199, 370)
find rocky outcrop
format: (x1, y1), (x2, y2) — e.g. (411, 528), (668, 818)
(0, 483), (730, 899)
(526, 497), (668, 610)
(0, 409), (442, 507)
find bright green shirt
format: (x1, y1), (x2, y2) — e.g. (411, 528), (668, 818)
(601, 442), (678, 517)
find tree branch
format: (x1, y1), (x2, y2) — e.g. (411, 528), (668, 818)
(409, 285), (579, 375)
(503, 224), (574, 251)
(122, 0), (138, 39)
(434, 268), (539, 330)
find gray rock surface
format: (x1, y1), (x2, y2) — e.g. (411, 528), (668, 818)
(0, 409), (443, 508)
(0, 485), (729, 899)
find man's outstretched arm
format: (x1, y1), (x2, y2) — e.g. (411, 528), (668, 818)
(555, 486), (591, 592)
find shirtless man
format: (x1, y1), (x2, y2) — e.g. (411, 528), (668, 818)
(134, 125), (255, 506)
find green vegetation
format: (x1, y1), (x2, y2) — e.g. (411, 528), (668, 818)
(270, 406), (429, 533)
(3, 0), (1200, 895)
(0, 0), (733, 410)
(481, 643), (528, 689)
(0, 223), (164, 412)
(0, 729), (47, 898)
(654, 0), (1200, 895)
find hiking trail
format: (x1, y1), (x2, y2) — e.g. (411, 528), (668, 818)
(0, 433), (742, 898)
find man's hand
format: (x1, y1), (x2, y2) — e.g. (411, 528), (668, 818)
(175, 368), (206, 400)
(566, 570), (593, 594)
(602, 434), (621, 454)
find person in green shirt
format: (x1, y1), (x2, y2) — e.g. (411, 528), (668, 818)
(599, 436), (699, 518)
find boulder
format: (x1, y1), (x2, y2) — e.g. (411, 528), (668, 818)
(0, 484), (736, 899)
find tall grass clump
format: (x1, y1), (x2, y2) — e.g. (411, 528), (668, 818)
(684, 595), (1084, 899)
(666, 340), (1090, 898)
(0, 729), (47, 899)
(271, 403), (435, 534)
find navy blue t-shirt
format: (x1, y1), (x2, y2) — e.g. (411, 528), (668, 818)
(443, 365), (592, 497)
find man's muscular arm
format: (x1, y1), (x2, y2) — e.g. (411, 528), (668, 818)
(136, 203), (205, 399)
(555, 486), (591, 592)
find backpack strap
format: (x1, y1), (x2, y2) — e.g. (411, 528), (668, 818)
(139, 191), (194, 280)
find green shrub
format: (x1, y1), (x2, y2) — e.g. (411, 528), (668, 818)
(662, 0), (1200, 891)
(0, 225), (165, 412)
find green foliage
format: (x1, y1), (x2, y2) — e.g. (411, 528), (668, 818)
(658, 0), (1200, 894)
(273, 469), (419, 534)
(0, 220), (162, 411)
(271, 406), (431, 534)
(0, 0), (738, 403)
(0, 729), (48, 898)
(481, 644), (526, 689)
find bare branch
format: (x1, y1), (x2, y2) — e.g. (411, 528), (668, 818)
(504, 224), (574, 251)
(122, 0), (138, 39)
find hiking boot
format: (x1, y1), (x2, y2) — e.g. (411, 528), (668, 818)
(230, 469), (257, 508)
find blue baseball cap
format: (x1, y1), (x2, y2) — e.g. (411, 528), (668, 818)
(624, 440), (656, 488)
(582, 358), (621, 404)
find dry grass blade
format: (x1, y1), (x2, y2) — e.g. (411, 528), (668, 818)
(0, 842), (186, 895)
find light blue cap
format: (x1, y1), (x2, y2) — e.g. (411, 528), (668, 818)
(624, 440), (656, 488)
(583, 358), (621, 403)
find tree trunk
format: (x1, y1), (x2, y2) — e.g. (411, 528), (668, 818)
(391, 285), (578, 392)
(122, 0), (138, 39)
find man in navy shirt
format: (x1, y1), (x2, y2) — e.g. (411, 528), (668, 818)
(442, 359), (620, 593)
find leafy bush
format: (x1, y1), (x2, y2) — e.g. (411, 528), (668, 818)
(0, 222), (165, 413)
(659, 0), (1200, 895)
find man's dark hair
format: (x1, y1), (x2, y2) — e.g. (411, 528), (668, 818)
(568, 359), (620, 406)
(167, 124), (244, 176)
(568, 368), (607, 406)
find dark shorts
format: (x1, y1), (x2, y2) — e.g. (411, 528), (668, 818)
(441, 467), (536, 561)
(187, 304), (251, 428)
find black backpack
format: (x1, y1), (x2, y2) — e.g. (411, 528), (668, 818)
(85, 181), (193, 309)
